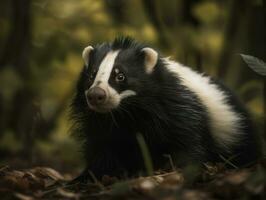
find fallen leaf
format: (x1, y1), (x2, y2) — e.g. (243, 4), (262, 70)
(14, 193), (34, 200)
(57, 188), (79, 199)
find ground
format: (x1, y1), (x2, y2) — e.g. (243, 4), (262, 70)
(0, 160), (265, 200)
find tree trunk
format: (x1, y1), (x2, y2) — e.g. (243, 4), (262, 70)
(217, 0), (241, 79)
(141, 0), (202, 68)
(0, 0), (36, 162)
(217, 0), (265, 87)
(0, 0), (31, 78)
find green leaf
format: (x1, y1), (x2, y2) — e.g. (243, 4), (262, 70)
(136, 133), (154, 176)
(240, 54), (266, 76)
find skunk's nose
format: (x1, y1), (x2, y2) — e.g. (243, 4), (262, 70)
(87, 87), (106, 106)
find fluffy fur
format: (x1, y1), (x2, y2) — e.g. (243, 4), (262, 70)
(70, 37), (259, 182)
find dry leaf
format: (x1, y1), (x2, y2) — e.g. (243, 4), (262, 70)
(14, 193), (34, 200)
(57, 188), (79, 199)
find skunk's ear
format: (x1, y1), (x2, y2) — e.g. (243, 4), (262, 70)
(141, 47), (158, 74)
(82, 46), (94, 67)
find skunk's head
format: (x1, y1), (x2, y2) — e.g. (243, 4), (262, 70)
(80, 37), (159, 113)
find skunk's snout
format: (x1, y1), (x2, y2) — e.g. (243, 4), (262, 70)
(86, 87), (106, 106)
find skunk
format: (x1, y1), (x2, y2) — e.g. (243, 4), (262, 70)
(70, 37), (259, 182)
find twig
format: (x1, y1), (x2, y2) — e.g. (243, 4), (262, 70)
(163, 154), (176, 171)
(219, 155), (239, 169)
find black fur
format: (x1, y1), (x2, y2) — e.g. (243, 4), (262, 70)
(70, 37), (259, 182)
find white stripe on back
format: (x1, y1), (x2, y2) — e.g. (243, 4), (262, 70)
(163, 58), (242, 150)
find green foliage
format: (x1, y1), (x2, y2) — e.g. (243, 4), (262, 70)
(240, 54), (266, 76)
(0, 68), (22, 101)
(0, 131), (22, 153)
(136, 133), (154, 176)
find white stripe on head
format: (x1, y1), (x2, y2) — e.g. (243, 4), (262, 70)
(91, 50), (120, 88)
(87, 50), (136, 112)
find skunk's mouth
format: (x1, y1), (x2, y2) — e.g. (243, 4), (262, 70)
(87, 103), (115, 113)
(85, 86), (137, 113)
(85, 87), (119, 113)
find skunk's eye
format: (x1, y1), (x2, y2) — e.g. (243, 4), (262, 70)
(89, 75), (94, 81)
(115, 73), (125, 82)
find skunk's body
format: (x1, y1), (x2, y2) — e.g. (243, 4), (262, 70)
(70, 37), (259, 181)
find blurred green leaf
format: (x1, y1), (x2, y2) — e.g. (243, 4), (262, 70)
(136, 133), (154, 176)
(240, 54), (266, 76)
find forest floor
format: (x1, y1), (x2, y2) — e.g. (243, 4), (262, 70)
(0, 160), (265, 200)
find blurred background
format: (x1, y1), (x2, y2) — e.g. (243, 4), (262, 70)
(0, 0), (264, 174)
